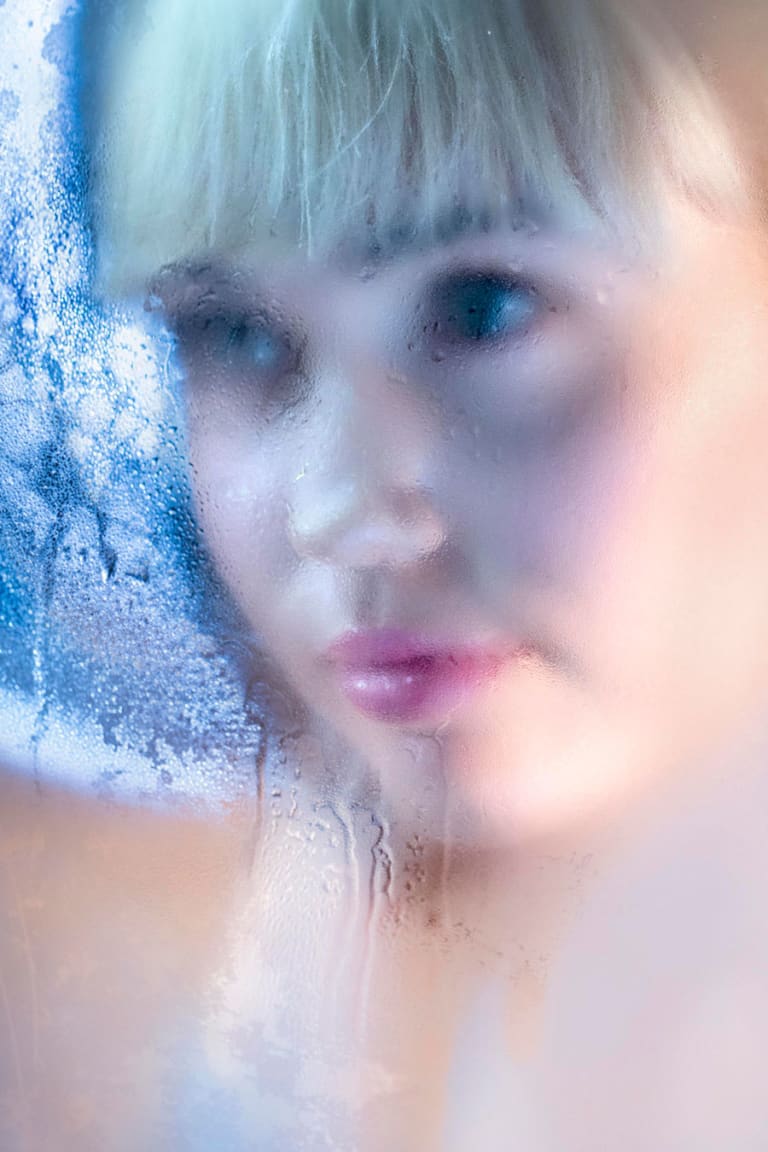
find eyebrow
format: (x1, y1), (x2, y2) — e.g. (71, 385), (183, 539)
(150, 260), (257, 316)
(152, 195), (551, 305)
(339, 195), (547, 271)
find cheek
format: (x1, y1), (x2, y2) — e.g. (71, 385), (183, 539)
(572, 286), (768, 731)
(184, 399), (289, 610)
(475, 316), (632, 547)
(445, 366), (634, 613)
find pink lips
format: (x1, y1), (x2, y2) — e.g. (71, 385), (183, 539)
(323, 628), (510, 723)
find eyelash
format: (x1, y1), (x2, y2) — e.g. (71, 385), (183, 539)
(173, 307), (305, 402)
(168, 265), (547, 411)
(421, 270), (542, 351)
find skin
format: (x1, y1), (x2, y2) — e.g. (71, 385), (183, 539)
(125, 194), (768, 1146)
(0, 772), (253, 1152)
(2, 4), (767, 1145)
(4, 193), (768, 1149)
(171, 194), (768, 854)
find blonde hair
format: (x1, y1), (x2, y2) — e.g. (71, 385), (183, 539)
(88, 0), (747, 294)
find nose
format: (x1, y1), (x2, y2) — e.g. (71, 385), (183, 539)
(288, 368), (446, 571)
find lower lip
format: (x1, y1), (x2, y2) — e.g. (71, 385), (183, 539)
(333, 651), (505, 723)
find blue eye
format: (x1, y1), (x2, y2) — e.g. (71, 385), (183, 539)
(433, 274), (538, 343)
(178, 310), (297, 381)
(173, 306), (307, 414)
(222, 320), (285, 371)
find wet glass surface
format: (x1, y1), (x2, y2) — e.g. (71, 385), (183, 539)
(2, 2), (768, 1148)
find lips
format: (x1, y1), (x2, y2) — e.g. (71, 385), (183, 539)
(323, 629), (510, 723)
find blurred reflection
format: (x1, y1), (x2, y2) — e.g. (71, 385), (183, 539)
(2, 0), (768, 1148)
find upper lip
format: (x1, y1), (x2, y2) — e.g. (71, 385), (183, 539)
(323, 628), (493, 669)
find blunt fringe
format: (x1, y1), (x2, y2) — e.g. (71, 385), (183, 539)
(86, 0), (747, 293)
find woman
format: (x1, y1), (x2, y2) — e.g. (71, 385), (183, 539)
(86, 0), (768, 849)
(5, 0), (768, 1147)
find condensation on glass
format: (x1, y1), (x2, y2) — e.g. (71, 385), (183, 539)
(2, 2), (768, 1149)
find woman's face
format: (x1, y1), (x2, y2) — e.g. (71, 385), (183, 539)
(169, 196), (768, 846)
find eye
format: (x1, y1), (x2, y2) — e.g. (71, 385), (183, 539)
(429, 272), (539, 345)
(171, 305), (305, 408)
(194, 314), (294, 375)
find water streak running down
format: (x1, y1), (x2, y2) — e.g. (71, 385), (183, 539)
(356, 808), (394, 1044)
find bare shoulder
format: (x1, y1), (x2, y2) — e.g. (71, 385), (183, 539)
(0, 767), (251, 1150)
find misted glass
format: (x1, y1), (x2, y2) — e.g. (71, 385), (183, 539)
(2, 2), (768, 1148)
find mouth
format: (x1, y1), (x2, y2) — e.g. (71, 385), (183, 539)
(322, 629), (519, 723)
